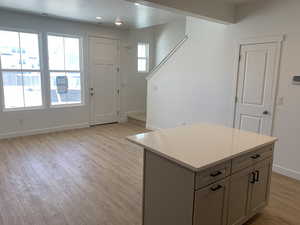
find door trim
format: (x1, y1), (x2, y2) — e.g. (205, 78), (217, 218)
(87, 35), (121, 125)
(231, 35), (284, 135)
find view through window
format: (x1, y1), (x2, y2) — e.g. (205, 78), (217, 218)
(47, 35), (82, 105)
(137, 42), (149, 73)
(0, 30), (42, 109)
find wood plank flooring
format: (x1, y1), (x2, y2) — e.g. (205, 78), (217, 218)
(0, 123), (299, 225)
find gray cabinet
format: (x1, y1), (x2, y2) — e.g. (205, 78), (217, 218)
(227, 167), (253, 225)
(248, 159), (272, 216)
(142, 145), (274, 225)
(227, 158), (273, 225)
(194, 179), (229, 225)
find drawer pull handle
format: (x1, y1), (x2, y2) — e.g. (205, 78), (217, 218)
(251, 154), (261, 159)
(211, 185), (222, 192)
(250, 172), (256, 184)
(210, 171), (222, 177)
(255, 170), (260, 182)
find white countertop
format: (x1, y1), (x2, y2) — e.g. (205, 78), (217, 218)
(127, 124), (277, 171)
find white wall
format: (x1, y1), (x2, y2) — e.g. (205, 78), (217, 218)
(120, 26), (156, 117)
(147, 18), (233, 129)
(147, 0), (300, 180)
(0, 9), (128, 138)
(229, 0), (300, 180)
(153, 19), (186, 66)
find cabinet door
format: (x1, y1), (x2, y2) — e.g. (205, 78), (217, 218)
(227, 167), (253, 225)
(193, 179), (229, 225)
(248, 158), (272, 216)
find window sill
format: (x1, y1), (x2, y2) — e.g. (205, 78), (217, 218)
(49, 103), (85, 109)
(2, 106), (45, 112)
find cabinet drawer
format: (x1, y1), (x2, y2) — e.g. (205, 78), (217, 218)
(195, 161), (231, 189)
(193, 178), (229, 225)
(232, 145), (273, 174)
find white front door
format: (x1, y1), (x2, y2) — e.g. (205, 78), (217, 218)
(234, 42), (279, 135)
(89, 37), (119, 125)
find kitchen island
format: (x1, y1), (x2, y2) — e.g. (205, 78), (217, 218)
(127, 124), (277, 225)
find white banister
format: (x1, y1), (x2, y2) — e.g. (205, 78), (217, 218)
(146, 35), (189, 81)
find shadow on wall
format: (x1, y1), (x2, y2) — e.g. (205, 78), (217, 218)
(153, 18), (187, 68)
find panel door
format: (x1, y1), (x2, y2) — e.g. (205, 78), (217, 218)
(248, 158), (273, 216)
(193, 179), (229, 225)
(88, 37), (119, 125)
(234, 42), (278, 135)
(227, 167), (253, 225)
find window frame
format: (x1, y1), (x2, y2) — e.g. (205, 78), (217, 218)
(137, 42), (150, 73)
(46, 33), (85, 108)
(0, 27), (45, 112)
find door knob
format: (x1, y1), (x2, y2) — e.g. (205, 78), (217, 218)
(263, 110), (269, 115)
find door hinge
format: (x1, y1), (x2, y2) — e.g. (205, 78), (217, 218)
(117, 67), (120, 72)
(238, 55), (241, 62)
(235, 96), (238, 103)
(117, 89), (120, 95)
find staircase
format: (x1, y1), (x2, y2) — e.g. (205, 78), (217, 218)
(127, 112), (146, 128)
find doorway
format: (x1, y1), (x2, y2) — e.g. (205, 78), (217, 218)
(88, 36), (120, 125)
(234, 36), (283, 135)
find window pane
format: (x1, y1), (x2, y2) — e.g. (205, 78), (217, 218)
(138, 43), (146, 58)
(2, 71), (24, 108)
(138, 59), (147, 72)
(48, 35), (64, 70)
(65, 37), (80, 70)
(23, 72), (42, 107)
(0, 30), (21, 69)
(20, 33), (40, 70)
(50, 72), (81, 105)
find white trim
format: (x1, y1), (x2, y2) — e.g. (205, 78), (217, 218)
(273, 164), (300, 181)
(146, 124), (161, 131)
(46, 33), (85, 107)
(0, 122), (90, 140)
(49, 103), (84, 109)
(238, 35), (284, 45)
(0, 29), (44, 111)
(231, 35), (284, 135)
(137, 42), (150, 73)
(2, 105), (45, 112)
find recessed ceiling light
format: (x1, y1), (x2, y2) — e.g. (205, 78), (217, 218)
(115, 20), (124, 26)
(96, 16), (102, 20)
(134, 2), (140, 6)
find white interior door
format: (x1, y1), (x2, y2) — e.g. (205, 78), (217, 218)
(234, 42), (279, 135)
(89, 37), (119, 125)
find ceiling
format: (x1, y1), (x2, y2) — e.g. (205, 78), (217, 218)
(0, 0), (186, 29)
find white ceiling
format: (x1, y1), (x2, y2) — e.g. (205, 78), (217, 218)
(0, 0), (186, 29)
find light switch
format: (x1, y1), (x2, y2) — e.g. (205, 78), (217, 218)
(277, 97), (284, 106)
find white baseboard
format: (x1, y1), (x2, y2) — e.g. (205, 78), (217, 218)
(146, 124), (161, 131)
(0, 122), (90, 140)
(119, 110), (146, 123)
(273, 164), (300, 181)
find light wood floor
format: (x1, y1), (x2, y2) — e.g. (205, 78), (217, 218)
(0, 123), (299, 225)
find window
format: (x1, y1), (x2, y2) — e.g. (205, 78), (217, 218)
(137, 42), (149, 73)
(47, 35), (82, 106)
(0, 30), (42, 109)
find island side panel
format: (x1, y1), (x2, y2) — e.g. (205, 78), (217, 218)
(143, 149), (195, 225)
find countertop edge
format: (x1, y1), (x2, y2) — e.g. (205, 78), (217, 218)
(126, 137), (277, 172)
